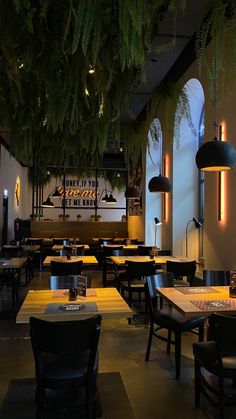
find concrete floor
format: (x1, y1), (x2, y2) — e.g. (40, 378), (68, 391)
(0, 268), (235, 419)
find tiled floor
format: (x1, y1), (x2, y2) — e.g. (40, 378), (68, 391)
(0, 268), (235, 418)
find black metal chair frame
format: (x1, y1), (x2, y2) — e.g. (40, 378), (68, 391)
(102, 246), (124, 287)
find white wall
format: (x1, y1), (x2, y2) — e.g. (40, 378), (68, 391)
(0, 144), (30, 243)
(145, 119), (162, 246)
(172, 78), (204, 258)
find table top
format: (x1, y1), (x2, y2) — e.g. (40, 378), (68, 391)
(2, 245), (40, 252)
(52, 244), (89, 251)
(26, 237), (80, 242)
(0, 257), (28, 269)
(92, 237), (132, 243)
(16, 287), (132, 323)
(43, 255), (98, 267)
(157, 286), (236, 318)
(110, 255), (187, 266)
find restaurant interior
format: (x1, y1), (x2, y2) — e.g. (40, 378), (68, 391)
(1, 1), (236, 418)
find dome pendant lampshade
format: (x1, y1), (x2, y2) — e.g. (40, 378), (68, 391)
(148, 174), (172, 193)
(106, 193), (117, 203)
(196, 137), (236, 171)
(125, 186), (141, 199)
(51, 186), (62, 198)
(42, 196), (54, 207)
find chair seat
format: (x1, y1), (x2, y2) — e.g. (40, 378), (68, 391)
(193, 341), (236, 378)
(119, 279), (146, 289)
(154, 307), (205, 331)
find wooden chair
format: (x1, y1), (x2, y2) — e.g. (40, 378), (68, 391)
(50, 261), (83, 276)
(118, 260), (156, 308)
(102, 246), (123, 287)
(48, 274), (91, 289)
(203, 270), (230, 286)
(166, 260), (197, 286)
(145, 273), (205, 379)
(137, 245), (153, 256)
(30, 315), (102, 419)
(193, 313), (236, 418)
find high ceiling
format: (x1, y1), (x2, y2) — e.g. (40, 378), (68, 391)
(120, 0), (213, 124)
(0, 0), (216, 171)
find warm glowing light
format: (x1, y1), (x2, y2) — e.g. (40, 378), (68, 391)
(218, 122), (226, 224)
(88, 65), (95, 74)
(163, 155), (169, 222)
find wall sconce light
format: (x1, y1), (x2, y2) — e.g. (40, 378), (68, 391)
(15, 180), (20, 206)
(185, 217), (202, 257)
(3, 189), (8, 198)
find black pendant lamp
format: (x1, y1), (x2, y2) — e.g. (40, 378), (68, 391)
(106, 193), (117, 203)
(125, 186), (141, 199)
(196, 137), (236, 171)
(51, 186), (62, 198)
(148, 174), (172, 193)
(42, 196), (54, 207)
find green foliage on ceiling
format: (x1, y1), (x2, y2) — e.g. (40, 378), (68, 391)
(0, 0), (189, 171)
(196, 0), (236, 102)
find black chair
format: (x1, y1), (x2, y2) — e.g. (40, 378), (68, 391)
(203, 270), (230, 286)
(193, 313), (236, 418)
(118, 260), (156, 308)
(50, 261), (83, 276)
(166, 260), (197, 286)
(102, 246), (123, 287)
(30, 315), (102, 419)
(158, 249), (172, 256)
(137, 245), (153, 256)
(145, 273), (205, 379)
(48, 274), (92, 289)
(0, 271), (19, 307)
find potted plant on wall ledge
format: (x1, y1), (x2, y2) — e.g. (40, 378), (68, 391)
(94, 214), (102, 221)
(77, 214), (82, 222)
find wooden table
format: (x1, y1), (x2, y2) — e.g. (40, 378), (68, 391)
(0, 257), (28, 286)
(0, 257), (28, 269)
(110, 255), (188, 267)
(43, 256), (98, 267)
(16, 287), (132, 323)
(157, 286), (236, 318)
(2, 245), (40, 253)
(52, 244), (90, 251)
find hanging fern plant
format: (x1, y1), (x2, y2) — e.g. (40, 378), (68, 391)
(0, 0), (190, 173)
(195, 0), (236, 102)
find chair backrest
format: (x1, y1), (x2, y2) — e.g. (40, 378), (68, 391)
(166, 260), (196, 283)
(1, 245), (23, 257)
(125, 260), (156, 278)
(50, 260), (83, 275)
(137, 245), (153, 256)
(158, 249), (172, 256)
(103, 245), (123, 256)
(53, 239), (65, 245)
(203, 270), (230, 286)
(99, 238), (114, 245)
(207, 313), (236, 353)
(48, 274), (91, 289)
(30, 315), (102, 378)
(145, 273), (175, 314)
